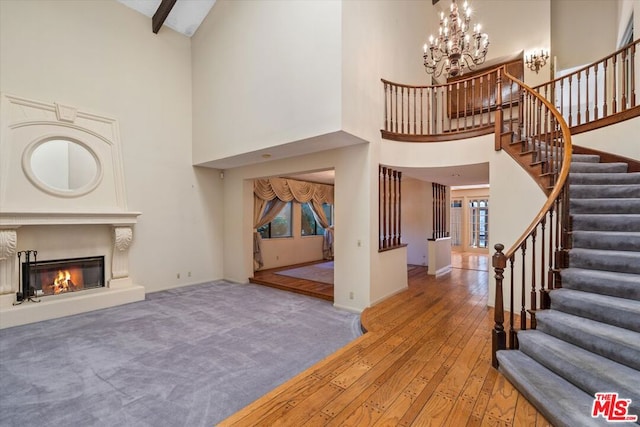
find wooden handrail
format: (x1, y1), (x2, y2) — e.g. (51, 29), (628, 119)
(501, 70), (573, 260)
(533, 39), (639, 129)
(491, 66), (573, 368)
(532, 39), (639, 91)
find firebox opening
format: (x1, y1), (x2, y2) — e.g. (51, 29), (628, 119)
(23, 256), (105, 297)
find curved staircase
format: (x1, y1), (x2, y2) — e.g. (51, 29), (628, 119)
(496, 153), (640, 426)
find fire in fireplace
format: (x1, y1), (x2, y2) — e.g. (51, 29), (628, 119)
(22, 256), (105, 297)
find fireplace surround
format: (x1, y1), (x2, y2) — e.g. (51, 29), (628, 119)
(0, 93), (145, 328)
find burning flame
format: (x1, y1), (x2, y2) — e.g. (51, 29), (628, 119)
(53, 270), (72, 294)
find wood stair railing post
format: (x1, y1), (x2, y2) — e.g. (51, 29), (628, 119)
(494, 68), (503, 151)
(492, 243), (507, 368)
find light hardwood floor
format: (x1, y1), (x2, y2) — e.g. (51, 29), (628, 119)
(222, 255), (550, 426)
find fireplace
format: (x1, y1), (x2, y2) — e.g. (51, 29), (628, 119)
(22, 256), (105, 298)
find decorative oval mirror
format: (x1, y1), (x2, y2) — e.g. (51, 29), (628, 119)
(24, 138), (101, 197)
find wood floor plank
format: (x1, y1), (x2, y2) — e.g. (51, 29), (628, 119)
(219, 253), (550, 427)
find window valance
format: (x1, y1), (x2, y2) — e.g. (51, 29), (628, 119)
(254, 178), (334, 205)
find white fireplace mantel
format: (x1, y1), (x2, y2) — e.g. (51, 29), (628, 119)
(0, 94), (145, 329)
(0, 211), (141, 227)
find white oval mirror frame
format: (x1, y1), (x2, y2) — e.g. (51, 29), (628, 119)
(22, 137), (103, 198)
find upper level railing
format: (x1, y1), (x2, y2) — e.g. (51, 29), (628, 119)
(381, 66), (519, 141)
(533, 39), (640, 133)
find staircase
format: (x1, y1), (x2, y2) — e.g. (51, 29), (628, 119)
(496, 153), (640, 427)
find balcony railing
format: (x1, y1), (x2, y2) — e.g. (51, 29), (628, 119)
(533, 39), (640, 133)
(381, 66), (520, 142)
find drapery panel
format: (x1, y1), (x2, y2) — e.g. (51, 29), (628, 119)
(253, 198), (288, 270)
(253, 178), (335, 269)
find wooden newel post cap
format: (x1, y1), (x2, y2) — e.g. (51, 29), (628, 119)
(492, 243), (507, 269)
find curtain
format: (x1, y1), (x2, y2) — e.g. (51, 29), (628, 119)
(253, 178), (335, 269)
(253, 198), (288, 270)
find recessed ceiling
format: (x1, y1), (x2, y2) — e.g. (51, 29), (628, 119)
(118, 0), (216, 37)
(396, 163), (490, 187)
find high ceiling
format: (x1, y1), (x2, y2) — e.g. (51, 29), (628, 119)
(118, 0), (215, 37)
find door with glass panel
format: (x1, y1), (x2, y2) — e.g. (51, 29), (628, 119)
(469, 199), (489, 249)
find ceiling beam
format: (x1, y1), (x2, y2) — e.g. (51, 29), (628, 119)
(152, 0), (177, 34)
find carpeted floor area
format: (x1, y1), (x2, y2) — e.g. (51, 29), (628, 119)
(275, 261), (334, 285)
(0, 281), (361, 426)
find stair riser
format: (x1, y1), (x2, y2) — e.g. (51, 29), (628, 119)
(570, 199), (640, 214)
(572, 232), (640, 252)
(570, 173), (640, 185)
(550, 296), (640, 333)
(572, 154), (601, 163)
(536, 317), (640, 371)
(570, 185), (640, 199)
(570, 163), (628, 173)
(561, 270), (640, 302)
(572, 215), (640, 232)
(569, 251), (640, 275)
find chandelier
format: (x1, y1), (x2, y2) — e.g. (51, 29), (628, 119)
(423, 0), (489, 79)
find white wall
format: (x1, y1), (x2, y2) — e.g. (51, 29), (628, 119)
(401, 178), (432, 266)
(191, 0), (342, 164)
(0, 0), (224, 292)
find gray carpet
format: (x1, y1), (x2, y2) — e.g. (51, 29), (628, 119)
(497, 153), (640, 426)
(0, 281), (361, 426)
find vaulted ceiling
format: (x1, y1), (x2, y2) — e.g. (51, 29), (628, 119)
(117, 0), (215, 37)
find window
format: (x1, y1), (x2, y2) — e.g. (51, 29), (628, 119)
(469, 199), (489, 248)
(257, 202), (292, 238)
(301, 203), (333, 236)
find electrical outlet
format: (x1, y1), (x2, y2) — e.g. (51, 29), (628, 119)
(357, 240), (362, 247)
(188, 271), (191, 277)
(177, 273), (180, 279)
(349, 292), (354, 300)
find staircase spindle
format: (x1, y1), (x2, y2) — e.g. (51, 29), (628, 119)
(520, 242), (527, 330)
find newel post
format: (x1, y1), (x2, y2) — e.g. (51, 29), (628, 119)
(492, 243), (507, 368)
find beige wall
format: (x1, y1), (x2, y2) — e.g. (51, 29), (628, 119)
(191, 0), (342, 165)
(0, 0), (224, 292)
(552, 0), (618, 71)
(401, 178), (433, 266)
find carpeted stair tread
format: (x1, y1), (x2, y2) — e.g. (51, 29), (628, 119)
(561, 268), (640, 301)
(569, 172), (640, 185)
(572, 154), (601, 163)
(571, 214), (640, 232)
(496, 351), (610, 427)
(569, 247), (640, 274)
(517, 330), (640, 419)
(536, 310), (640, 370)
(570, 162), (628, 173)
(572, 231), (640, 251)
(570, 184), (640, 199)
(570, 198), (640, 214)
(550, 288), (640, 332)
